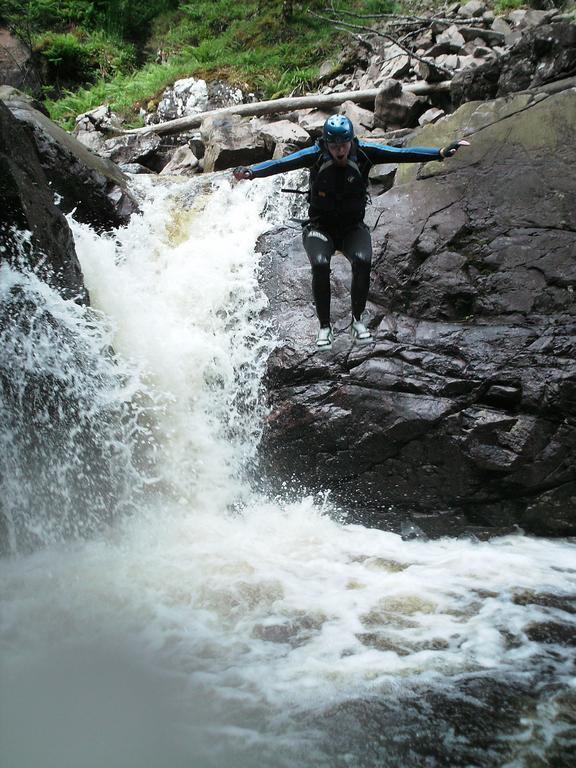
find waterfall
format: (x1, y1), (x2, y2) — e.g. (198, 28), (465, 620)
(1, 175), (575, 768)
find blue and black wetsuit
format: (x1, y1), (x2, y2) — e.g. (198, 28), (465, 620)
(249, 138), (443, 326)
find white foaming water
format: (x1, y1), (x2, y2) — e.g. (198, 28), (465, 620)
(1, 176), (575, 768)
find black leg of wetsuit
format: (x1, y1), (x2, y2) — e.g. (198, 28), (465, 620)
(303, 226), (335, 327)
(341, 223), (372, 320)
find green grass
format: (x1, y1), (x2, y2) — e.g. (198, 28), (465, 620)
(8, 0), (402, 127)
(493, 0), (524, 11)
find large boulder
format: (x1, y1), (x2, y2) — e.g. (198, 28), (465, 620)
(258, 88), (576, 537)
(99, 132), (162, 166)
(374, 80), (425, 130)
(258, 119), (311, 158)
(201, 114), (268, 172)
(452, 21), (576, 105)
(0, 87), (138, 229)
(154, 77), (245, 122)
(0, 101), (87, 302)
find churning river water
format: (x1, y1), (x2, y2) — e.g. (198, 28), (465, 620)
(1, 176), (575, 768)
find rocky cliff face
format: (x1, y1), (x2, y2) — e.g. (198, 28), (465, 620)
(0, 87), (138, 230)
(0, 101), (87, 301)
(258, 88), (576, 537)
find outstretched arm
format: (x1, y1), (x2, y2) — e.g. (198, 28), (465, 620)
(233, 144), (320, 181)
(359, 139), (470, 164)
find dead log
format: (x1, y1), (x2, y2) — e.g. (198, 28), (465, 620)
(119, 81), (451, 137)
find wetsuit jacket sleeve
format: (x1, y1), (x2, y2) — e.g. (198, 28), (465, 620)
(358, 140), (443, 163)
(248, 145), (321, 178)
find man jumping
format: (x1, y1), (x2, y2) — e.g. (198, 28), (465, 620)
(234, 115), (468, 350)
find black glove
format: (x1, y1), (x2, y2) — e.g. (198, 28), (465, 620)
(440, 140), (470, 159)
(233, 166), (253, 180)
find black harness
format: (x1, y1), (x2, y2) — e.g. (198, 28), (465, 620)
(308, 139), (371, 218)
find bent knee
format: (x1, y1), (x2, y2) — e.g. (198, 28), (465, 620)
(351, 251), (372, 270)
(311, 257), (331, 272)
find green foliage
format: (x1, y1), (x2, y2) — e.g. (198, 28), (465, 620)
(493, 0), (524, 11)
(0, 0), (93, 30)
(89, 0), (180, 42)
(33, 29), (136, 88)
(362, 0), (398, 12)
(34, 32), (94, 83)
(17, 0), (414, 125)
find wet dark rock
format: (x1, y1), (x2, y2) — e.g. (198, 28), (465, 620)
(0, 88), (138, 229)
(512, 590), (576, 615)
(314, 676), (542, 768)
(498, 21), (576, 95)
(525, 621), (576, 646)
(452, 21), (576, 105)
(451, 57), (502, 104)
(100, 133), (162, 166)
(258, 88), (576, 537)
(0, 101), (87, 302)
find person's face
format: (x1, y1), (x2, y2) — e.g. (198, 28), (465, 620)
(327, 140), (352, 166)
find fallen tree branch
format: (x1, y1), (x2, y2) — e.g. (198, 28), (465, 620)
(117, 80), (451, 137)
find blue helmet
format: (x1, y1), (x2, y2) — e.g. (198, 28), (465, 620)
(323, 114), (354, 144)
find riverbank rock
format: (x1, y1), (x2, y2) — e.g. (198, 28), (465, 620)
(0, 27), (42, 96)
(0, 101), (87, 302)
(452, 21), (576, 105)
(0, 88), (138, 229)
(154, 77), (246, 123)
(201, 114), (268, 172)
(258, 87), (576, 537)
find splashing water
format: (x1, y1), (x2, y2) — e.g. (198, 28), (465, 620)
(0, 175), (575, 768)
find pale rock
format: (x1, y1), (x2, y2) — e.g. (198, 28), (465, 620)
(359, 73), (376, 90)
(507, 9), (556, 29)
(435, 54), (460, 71)
(492, 16), (522, 45)
(456, 55), (479, 70)
(319, 59), (339, 78)
(436, 24), (466, 51)
(99, 133), (161, 165)
(118, 163), (155, 174)
(74, 130), (107, 153)
(160, 145), (199, 176)
(338, 100), (374, 130)
(201, 114), (268, 172)
(157, 77), (208, 121)
(521, 9), (558, 28)
(365, 58), (382, 83)
(298, 109), (333, 136)
(418, 107), (445, 126)
(74, 104), (121, 134)
(368, 162), (397, 192)
(380, 44), (412, 79)
(258, 120), (310, 153)
(459, 1), (486, 18)
(507, 9), (527, 27)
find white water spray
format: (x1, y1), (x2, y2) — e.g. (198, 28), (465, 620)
(1, 175), (575, 768)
